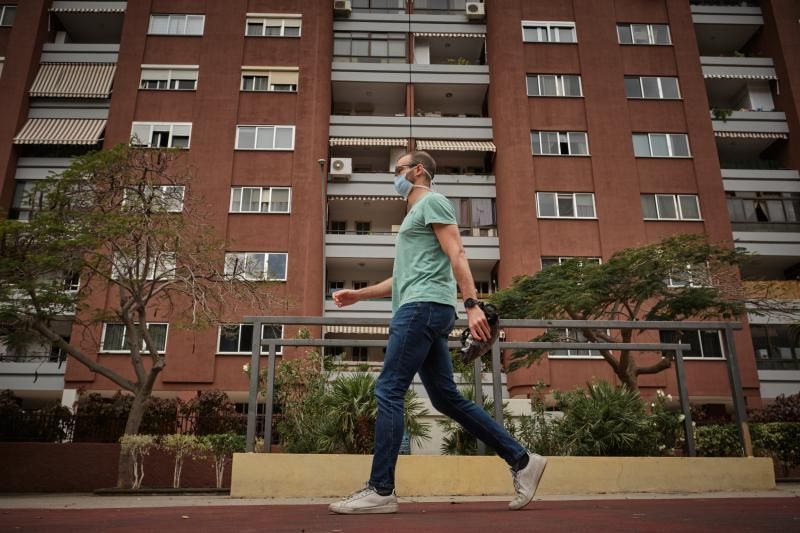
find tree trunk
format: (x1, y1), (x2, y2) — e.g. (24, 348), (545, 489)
(116, 389), (149, 488)
(617, 360), (639, 390)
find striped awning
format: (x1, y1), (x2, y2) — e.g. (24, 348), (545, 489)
(329, 137), (408, 147)
(13, 118), (106, 145)
(414, 32), (485, 38)
(50, 6), (125, 13)
(704, 73), (777, 80)
(29, 63), (116, 98)
(714, 131), (788, 140)
(325, 325), (390, 335)
(416, 139), (496, 152)
(328, 195), (403, 201)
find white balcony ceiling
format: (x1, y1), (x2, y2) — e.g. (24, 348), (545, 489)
(694, 24), (761, 56)
(414, 83), (487, 116)
(332, 81), (406, 116)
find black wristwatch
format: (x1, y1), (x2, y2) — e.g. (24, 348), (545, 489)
(464, 297), (479, 310)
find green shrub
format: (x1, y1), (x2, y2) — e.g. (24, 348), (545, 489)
(694, 424), (741, 457)
(750, 393), (800, 423)
(200, 432), (246, 488)
(554, 381), (660, 456)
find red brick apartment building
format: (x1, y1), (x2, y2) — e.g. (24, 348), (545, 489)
(0, 0), (797, 413)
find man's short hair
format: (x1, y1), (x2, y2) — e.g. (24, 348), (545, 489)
(401, 151), (437, 181)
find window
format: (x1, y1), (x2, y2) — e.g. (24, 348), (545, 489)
(111, 252), (177, 281)
(531, 131), (589, 156)
(9, 181), (44, 221)
(624, 76), (680, 99)
(522, 21), (577, 43)
(751, 324), (800, 370)
(450, 198), (496, 231)
(352, 346), (369, 362)
(329, 221), (347, 234)
(727, 192), (800, 223)
(139, 66), (199, 90)
(537, 192), (596, 219)
(0, 57), (5, 79)
(660, 330), (724, 359)
(224, 252), (288, 281)
(148, 14), (205, 36)
(541, 256), (601, 269)
(547, 328), (603, 358)
(352, 0), (405, 12)
(667, 263), (709, 288)
(617, 23), (671, 45)
(526, 74), (582, 97)
(641, 194), (701, 221)
(328, 281), (344, 296)
(333, 32), (407, 63)
(355, 221), (371, 235)
(130, 122), (192, 149)
(123, 185), (185, 212)
(245, 15), (301, 37)
(230, 187), (291, 213)
(632, 133), (690, 157)
(64, 272), (81, 292)
(235, 125), (295, 150)
(101, 323), (168, 353)
(217, 323), (283, 354)
(241, 69), (299, 92)
(352, 281), (369, 290)
(0, 5), (15, 26)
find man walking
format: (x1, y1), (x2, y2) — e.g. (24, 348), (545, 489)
(328, 151), (547, 515)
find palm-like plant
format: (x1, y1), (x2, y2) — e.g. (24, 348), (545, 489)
(320, 373), (431, 454)
(555, 380), (658, 456)
(438, 386), (515, 455)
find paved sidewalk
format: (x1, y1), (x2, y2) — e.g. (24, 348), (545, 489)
(1, 485), (798, 532)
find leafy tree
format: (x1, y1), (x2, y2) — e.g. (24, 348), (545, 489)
(0, 145), (277, 487)
(489, 234), (786, 390)
(200, 432), (246, 488)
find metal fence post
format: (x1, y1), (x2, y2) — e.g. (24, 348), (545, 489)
(723, 325), (753, 457)
(263, 342), (277, 453)
(491, 339), (503, 426)
(473, 357), (486, 455)
(673, 345), (696, 457)
(245, 321), (262, 452)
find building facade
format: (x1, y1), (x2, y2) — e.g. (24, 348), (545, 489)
(0, 0), (798, 411)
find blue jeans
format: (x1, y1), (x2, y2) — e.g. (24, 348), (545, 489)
(369, 301), (527, 493)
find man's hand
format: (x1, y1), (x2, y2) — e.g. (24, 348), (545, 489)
(332, 289), (360, 308)
(467, 305), (491, 342)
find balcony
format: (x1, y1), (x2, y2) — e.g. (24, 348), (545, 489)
(413, 32), (486, 66)
(49, 2), (126, 45)
(13, 157), (72, 180)
(329, 115), (492, 139)
(722, 168), (799, 194)
(732, 228), (800, 280)
(691, 2), (763, 56)
(41, 43), (119, 63)
(325, 231), (499, 261)
(327, 172), (496, 196)
(712, 111), (788, 162)
(332, 62), (490, 84)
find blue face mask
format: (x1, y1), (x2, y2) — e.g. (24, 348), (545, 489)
(393, 173), (414, 199)
(394, 166), (432, 199)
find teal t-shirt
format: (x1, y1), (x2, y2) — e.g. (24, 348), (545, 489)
(392, 192), (458, 314)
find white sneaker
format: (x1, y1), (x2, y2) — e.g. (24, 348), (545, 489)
(328, 485), (398, 515)
(508, 453), (548, 511)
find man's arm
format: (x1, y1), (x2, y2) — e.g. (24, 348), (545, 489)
(432, 223), (491, 341)
(332, 277), (392, 307)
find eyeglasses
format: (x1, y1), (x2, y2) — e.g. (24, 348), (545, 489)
(394, 162), (419, 176)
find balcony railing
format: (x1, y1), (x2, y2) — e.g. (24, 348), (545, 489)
(720, 159), (782, 170)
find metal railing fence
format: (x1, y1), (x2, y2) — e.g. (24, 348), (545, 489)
(244, 317), (750, 458)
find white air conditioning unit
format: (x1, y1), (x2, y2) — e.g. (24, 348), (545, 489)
(465, 1), (485, 20)
(334, 0), (352, 16)
(330, 157), (352, 180)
